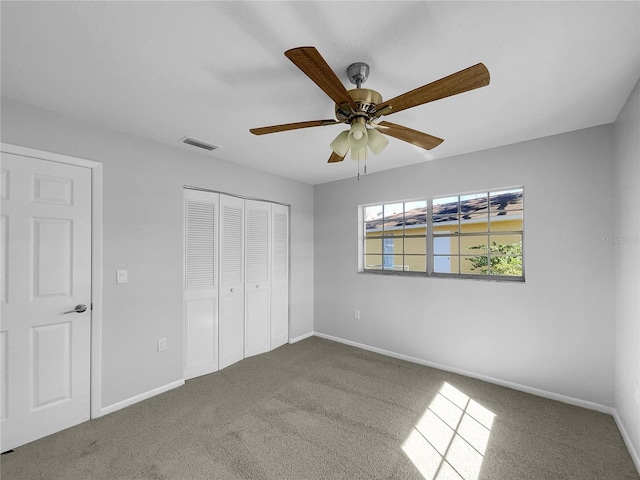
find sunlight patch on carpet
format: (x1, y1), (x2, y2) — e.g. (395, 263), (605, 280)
(402, 382), (495, 480)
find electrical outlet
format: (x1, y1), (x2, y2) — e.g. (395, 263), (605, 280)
(157, 338), (167, 352)
(354, 309), (361, 320)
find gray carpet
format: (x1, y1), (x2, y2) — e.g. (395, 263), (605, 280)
(1, 337), (638, 479)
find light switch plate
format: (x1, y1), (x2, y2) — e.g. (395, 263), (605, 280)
(116, 270), (128, 284)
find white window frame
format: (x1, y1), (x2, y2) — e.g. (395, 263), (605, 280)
(358, 187), (524, 282)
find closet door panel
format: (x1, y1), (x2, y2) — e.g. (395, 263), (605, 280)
(184, 190), (219, 379)
(219, 194), (245, 370)
(245, 200), (271, 358)
(271, 203), (289, 349)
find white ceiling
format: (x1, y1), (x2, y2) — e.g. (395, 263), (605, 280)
(1, 1), (639, 185)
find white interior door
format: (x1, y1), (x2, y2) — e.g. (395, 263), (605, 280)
(245, 200), (271, 358)
(1, 152), (92, 452)
(218, 194), (245, 370)
(271, 203), (289, 349)
(183, 189), (219, 379)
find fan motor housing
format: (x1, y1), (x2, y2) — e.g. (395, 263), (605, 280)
(335, 88), (383, 122)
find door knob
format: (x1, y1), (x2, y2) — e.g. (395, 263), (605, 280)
(63, 304), (88, 314)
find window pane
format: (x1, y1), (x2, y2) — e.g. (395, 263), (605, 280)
(405, 237), (426, 255)
(364, 221), (382, 237)
(365, 238), (382, 254)
(364, 255), (383, 270)
(434, 255), (457, 274)
(404, 255), (426, 272)
(462, 255), (489, 275)
(364, 205), (383, 233)
(460, 193), (488, 214)
(383, 255), (406, 271)
(488, 256), (522, 276)
(364, 228), (382, 238)
(460, 213), (488, 232)
(382, 203), (404, 235)
(383, 237), (403, 255)
(434, 236), (459, 255)
(490, 209), (522, 231)
(384, 203), (403, 216)
(405, 200), (427, 212)
(434, 196), (459, 215)
(489, 235), (522, 256)
(461, 235), (489, 255)
(433, 214), (459, 233)
(403, 200), (427, 232)
(489, 189), (523, 215)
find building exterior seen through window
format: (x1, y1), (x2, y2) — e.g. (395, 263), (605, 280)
(361, 188), (524, 280)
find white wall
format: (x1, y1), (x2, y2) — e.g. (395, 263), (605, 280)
(314, 124), (616, 407)
(614, 78), (640, 461)
(0, 98), (314, 410)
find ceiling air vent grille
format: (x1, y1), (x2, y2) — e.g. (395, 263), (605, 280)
(181, 136), (220, 151)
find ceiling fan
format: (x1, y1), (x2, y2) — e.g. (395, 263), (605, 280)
(250, 47), (490, 164)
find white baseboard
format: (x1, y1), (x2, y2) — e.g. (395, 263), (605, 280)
(98, 379), (184, 417)
(319, 329), (640, 475)
(613, 410), (640, 474)
(314, 332), (614, 415)
(289, 331), (315, 344)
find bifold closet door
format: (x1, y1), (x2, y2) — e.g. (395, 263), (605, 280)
(219, 194), (245, 370)
(244, 200), (271, 358)
(271, 203), (289, 349)
(183, 189), (219, 379)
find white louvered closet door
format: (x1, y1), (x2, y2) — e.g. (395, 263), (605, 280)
(183, 190), (219, 379)
(219, 194), (245, 370)
(244, 200), (271, 358)
(271, 203), (289, 349)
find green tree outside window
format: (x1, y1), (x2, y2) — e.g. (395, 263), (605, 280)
(466, 241), (522, 276)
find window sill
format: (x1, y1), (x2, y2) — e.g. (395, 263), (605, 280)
(357, 270), (525, 282)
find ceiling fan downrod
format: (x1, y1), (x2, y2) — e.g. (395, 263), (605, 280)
(347, 62), (369, 88)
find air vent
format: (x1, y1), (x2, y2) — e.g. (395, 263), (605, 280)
(181, 136), (220, 151)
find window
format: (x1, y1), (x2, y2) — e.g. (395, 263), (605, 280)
(363, 200), (427, 273)
(359, 187), (524, 280)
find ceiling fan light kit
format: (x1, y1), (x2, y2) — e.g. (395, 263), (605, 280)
(347, 118), (368, 150)
(367, 127), (389, 155)
(250, 46), (490, 170)
(329, 130), (350, 157)
(330, 118), (389, 158)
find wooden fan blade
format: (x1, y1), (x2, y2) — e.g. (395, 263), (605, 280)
(375, 63), (490, 116)
(250, 119), (339, 135)
(377, 121), (444, 150)
(285, 47), (358, 110)
(328, 151), (346, 163)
